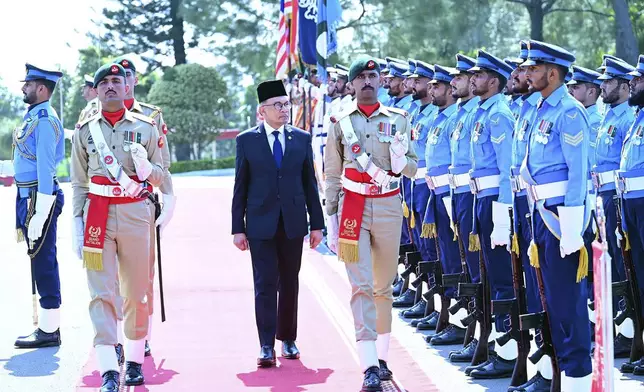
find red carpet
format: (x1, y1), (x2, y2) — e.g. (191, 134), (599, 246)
(76, 181), (434, 391)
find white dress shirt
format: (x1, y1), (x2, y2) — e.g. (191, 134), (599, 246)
(264, 122), (286, 154)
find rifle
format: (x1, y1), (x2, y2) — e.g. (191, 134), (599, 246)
(494, 206), (530, 388)
(614, 195), (644, 364)
(519, 212), (560, 392)
(149, 193), (167, 322)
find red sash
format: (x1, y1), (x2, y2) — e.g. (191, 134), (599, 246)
(83, 176), (152, 271)
(338, 168), (399, 262)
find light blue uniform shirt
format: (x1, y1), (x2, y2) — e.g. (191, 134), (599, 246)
(449, 96), (480, 194)
(470, 93), (514, 204)
(425, 103), (458, 195)
(389, 94), (413, 111)
(13, 101), (65, 198)
(411, 103), (438, 179)
(377, 87), (389, 103)
(509, 95), (522, 120)
(594, 100), (635, 192)
(619, 108), (644, 199)
(586, 104), (602, 169)
(511, 92), (541, 196)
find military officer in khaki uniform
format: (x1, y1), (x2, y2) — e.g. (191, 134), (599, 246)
(71, 63), (166, 392)
(325, 56), (418, 392)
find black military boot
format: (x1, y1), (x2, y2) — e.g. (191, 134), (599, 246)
(115, 343), (124, 366)
(508, 372), (551, 391)
(464, 349), (497, 376)
(14, 328), (61, 349)
(428, 324), (466, 345)
(392, 289), (416, 308)
(378, 359), (392, 381)
(621, 356), (644, 373)
(416, 312), (439, 330)
(124, 361), (145, 386)
(412, 311), (438, 328)
(400, 299), (426, 319)
(469, 354), (515, 379)
(361, 366), (382, 392)
(449, 338), (478, 363)
(100, 370), (120, 392)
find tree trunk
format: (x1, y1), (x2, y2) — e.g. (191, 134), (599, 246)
(611, 0), (638, 64)
(527, 1), (544, 41)
(170, 0), (187, 65)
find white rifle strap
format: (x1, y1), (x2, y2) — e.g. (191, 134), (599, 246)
(338, 116), (393, 186)
(88, 119), (144, 197)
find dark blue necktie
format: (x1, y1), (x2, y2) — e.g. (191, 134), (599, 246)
(272, 130), (283, 168)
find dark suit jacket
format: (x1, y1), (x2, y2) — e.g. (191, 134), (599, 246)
(231, 123), (324, 240)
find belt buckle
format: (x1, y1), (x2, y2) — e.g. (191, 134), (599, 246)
(510, 176), (521, 193)
(468, 177), (479, 195)
(448, 173), (456, 189)
(367, 183), (381, 195)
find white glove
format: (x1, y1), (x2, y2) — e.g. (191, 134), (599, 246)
(155, 193), (177, 235)
(327, 213), (339, 254)
(558, 205), (585, 258)
(129, 142), (153, 181)
(72, 217), (85, 260)
(616, 227), (623, 248)
(490, 201), (512, 249)
(27, 193), (56, 242)
(390, 133), (409, 174)
(0, 160), (15, 177)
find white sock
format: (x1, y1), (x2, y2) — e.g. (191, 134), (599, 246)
(96, 345), (119, 375)
(124, 338), (146, 364)
(376, 333), (390, 362)
(356, 340), (378, 372)
(496, 338), (518, 361)
(116, 320), (124, 345)
(38, 308), (60, 333)
(619, 317), (635, 339)
(537, 355), (553, 380)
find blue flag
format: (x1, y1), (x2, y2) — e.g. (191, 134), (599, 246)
(298, 1), (318, 65)
(316, 0), (343, 83)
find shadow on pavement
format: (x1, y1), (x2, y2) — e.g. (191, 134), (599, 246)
(0, 347), (61, 377)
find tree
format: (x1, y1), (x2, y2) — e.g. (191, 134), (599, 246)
(0, 78), (21, 119)
(611, 0), (638, 63)
(147, 64), (230, 161)
(63, 46), (110, 126)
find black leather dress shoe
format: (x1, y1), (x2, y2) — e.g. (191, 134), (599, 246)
(464, 350), (497, 376)
(100, 370), (120, 392)
(392, 279), (404, 297)
(144, 340), (151, 357)
(614, 333), (632, 358)
(257, 345), (276, 367)
(378, 359), (392, 381)
(361, 366), (382, 392)
(124, 361), (145, 386)
(281, 340), (300, 359)
(115, 343), (124, 366)
(469, 355), (515, 379)
(392, 289), (416, 308)
(427, 325), (466, 345)
(417, 312), (439, 330)
(412, 311), (437, 328)
(631, 361), (644, 376)
(449, 339), (477, 363)
(621, 356), (644, 373)
(400, 299), (426, 319)
(508, 372), (551, 391)
(15, 328), (61, 349)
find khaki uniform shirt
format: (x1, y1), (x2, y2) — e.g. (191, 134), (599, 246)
(324, 101), (418, 216)
(71, 109), (166, 217)
(77, 98), (99, 124)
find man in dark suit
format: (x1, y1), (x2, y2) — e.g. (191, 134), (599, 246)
(231, 80), (325, 367)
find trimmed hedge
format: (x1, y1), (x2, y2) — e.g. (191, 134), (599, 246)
(170, 157), (235, 174)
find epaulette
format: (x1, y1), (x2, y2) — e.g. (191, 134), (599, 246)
(330, 108), (353, 123)
(37, 109), (48, 118)
(77, 109), (100, 129)
(139, 102), (162, 119)
(130, 111), (156, 125)
(387, 106), (409, 118)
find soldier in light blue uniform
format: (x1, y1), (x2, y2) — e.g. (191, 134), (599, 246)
(466, 50), (516, 379)
(504, 58), (523, 120)
(446, 54), (483, 363)
(376, 58), (390, 103)
(421, 65), (468, 346)
(521, 40), (593, 389)
(401, 59), (420, 115)
(595, 57), (637, 360)
(617, 54), (644, 375)
(13, 64), (66, 349)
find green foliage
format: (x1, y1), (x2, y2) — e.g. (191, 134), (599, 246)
(147, 63), (230, 161)
(170, 157), (235, 173)
(63, 47), (110, 126)
(0, 78), (21, 118)
(0, 118), (20, 160)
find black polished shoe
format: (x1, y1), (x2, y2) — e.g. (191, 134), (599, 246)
(281, 340), (300, 359)
(509, 372), (551, 392)
(392, 289), (416, 308)
(632, 361), (644, 376)
(257, 345), (276, 368)
(393, 278), (404, 297)
(115, 343), (124, 366)
(400, 299), (426, 319)
(428, 325), (466, 345)
(449, 339), (477, 363)
(124, 361), (145, 386)
(378, 359), (392, 381)
(361, 366), (382, 392)
(614, 333), (632, 359)
(412, 311), (437, 328)
(100, 370), (120, 392)
(14, 328), (61, 349)
(417, 312), (439, 331)
(469, 355), (515, 379)
(621, 356), (644, 373)
(464, 350), (497, 376)
(144, 340), (151, 357)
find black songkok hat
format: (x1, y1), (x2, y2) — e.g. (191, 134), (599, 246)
(257, 80), (288, 103)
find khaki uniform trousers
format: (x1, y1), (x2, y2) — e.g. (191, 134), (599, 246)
(338, 191), (403, 341)
(84, 199), (154, 346)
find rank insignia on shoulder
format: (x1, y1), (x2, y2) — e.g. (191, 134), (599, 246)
(38, 109), (48, 118)
(158, 136), (165, 148)
(75, 123), (81, 130)
(330, 116), (337, 123)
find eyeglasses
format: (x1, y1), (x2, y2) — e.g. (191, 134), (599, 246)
(263, 101), (292, 111)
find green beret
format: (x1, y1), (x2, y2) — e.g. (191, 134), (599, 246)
(348, 55), (380, 82)
(93, 63), (126, 88)
(113, 56), (136, 72)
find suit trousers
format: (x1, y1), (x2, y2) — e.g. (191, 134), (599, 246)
(248, 217), (304, 347)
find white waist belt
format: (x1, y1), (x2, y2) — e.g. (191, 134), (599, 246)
(342, 176), (401, 196)
(469, 175), (500, 194)
(592, 170), (616, 189)
(449, 173), (470, 189)
(526, 180), (568, 201)
(427, 173), (450, 190)
(89, 183), (130, 198)
(616, 176), (644, 193)
(414, 167), (427, 181)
